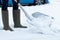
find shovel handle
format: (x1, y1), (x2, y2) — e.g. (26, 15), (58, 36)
(19, 4), (33, 21)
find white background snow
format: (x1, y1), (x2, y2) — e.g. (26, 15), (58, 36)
(0, 0), (60, 40)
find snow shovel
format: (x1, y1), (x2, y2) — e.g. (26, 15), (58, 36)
(19, 3), (54, 21)
(19, 4), (48, 21)
(19, 4), (55, 34)
(19, 4), (54, 28)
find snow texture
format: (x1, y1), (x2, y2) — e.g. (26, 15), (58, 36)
(27, 12), (55, 35)
(0, 0), (60, 40)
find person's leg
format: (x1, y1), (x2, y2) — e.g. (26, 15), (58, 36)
(12, 0), (27, 28)
(2, 0), (13, 31)
(0, 0), (1, 4)
(0, 0), (2, 6)
(2, 0), (8, 10)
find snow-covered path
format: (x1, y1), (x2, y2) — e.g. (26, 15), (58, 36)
(0, 0), (60, 40)
(0, 28), (60, 40)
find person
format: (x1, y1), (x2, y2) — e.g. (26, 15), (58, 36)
(0, 0), (2, 6)
(2, 0), (27, 31)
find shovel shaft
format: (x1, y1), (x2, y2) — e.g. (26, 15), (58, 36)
(19, 4), (32, 21)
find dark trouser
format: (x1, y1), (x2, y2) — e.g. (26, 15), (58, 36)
(1, 0), (19, 31)
(0, 0), (2, 5)
(2, 0), (18, 10)
(2, 0), (27, 29)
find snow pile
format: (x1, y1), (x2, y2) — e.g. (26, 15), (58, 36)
(27, 12), (55, 35)
(49, 0), (60, 4)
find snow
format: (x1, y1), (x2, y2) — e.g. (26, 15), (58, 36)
(27, 12), (54, 35)
(0, 0), (60, 40)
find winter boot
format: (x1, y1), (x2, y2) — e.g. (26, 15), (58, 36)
(13, 9), (27, 28)
(2, 10), (13, 31)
